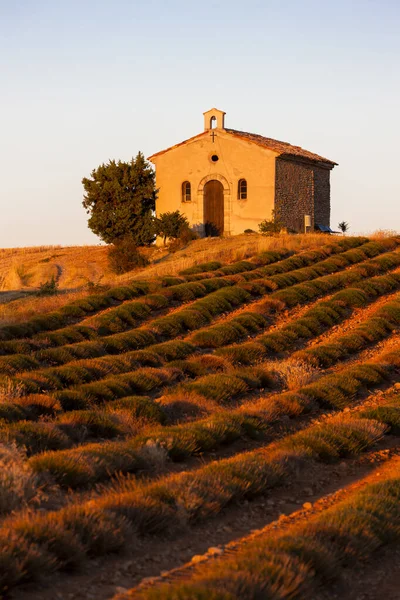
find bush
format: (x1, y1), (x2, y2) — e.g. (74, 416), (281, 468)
(272, 359), (318, 390)
(30, 452), (97, 488)
(2, 422), (70, 455)
(216, 342), (266, 365)
(186, 373), (249, 403)
(168, 226), (199, 252)
(108, 238), (149, 274)
(37, 277), (59, 296)
(258, 210), (283, 236)
(110, 396), (167, 424)
(180, 261), (222, 276)
(155, 211), (191, 246)
(0, 443), (41, 514)
(58, 410), (123, 442)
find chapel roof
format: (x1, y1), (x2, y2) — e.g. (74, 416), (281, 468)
(148, 128), (337, 167)
(225, 129), (337, 167)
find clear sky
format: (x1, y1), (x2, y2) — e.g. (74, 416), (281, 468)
(1, 0), (399, 247)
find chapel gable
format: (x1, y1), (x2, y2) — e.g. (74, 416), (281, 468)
(148, 109), (337, 238)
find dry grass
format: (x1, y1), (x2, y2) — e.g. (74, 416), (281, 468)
(0, 290), (93, 326)
(0, 245), (115, 291)
(0, 234), (335, 296)
(0, 378), (25, 402)
(269, 359), (319, 390)
(127, 233), (335, 281)
(366, 229), (400, 239)
(0, 442), (41, 515)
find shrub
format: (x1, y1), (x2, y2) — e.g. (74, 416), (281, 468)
(283, 416), (387, 460)
(180, 261), (222, 276)
(159, 390), (219, 423)
(0, 377), (25, 401)
(110, 396), (166, 424)
(192, 322), (247, 348)
(168, 360), (207, 378)
(30, 452), (97, 487)
(56, 390), (92, 411)
(190, 354), (229, 372)
(1, 422), (70, 455)
(149, 341), (195, 361)
(272, 359), (318, 390)
(95, 302), (152, 335)
(186, 374), (249, 403)
(216, 342), (266, 365)
(0, 402), (28, 423)
(37, 277), (59, 296)
(143, 294), (169, 310)
(167, 282), (207, 302)
(155, 211), (191, 246)
(0, 443), (41, 514)
(258, 210), (283, 235)
(168, 225), (199, 252)
(234, 366), (276, 390)
(159, 276), (186, 287)
(17, 394), (61, 418)
(108, 238), (149, 274)
(58, 410), (124, 442)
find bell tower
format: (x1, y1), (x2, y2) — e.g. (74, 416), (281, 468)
(203, 108), (226, 131)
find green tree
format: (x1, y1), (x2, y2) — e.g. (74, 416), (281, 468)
(82, 153), (157, 246)
(338, 221), (350, 235)
(155, 211), (191, 245)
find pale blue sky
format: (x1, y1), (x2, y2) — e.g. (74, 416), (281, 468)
(1, 0), (399, 246)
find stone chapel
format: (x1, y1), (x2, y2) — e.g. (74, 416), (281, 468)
(148, 108), (337, 236)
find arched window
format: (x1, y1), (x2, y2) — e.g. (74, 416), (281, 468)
(210, 116), (217, 129)
(238, 179), (247, 200)
(182, 181), (191, 202)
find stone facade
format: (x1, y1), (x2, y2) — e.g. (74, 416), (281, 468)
(275, 158), (314, 232)
(275, 158), (331, 233)
(149, 109), (336, 238)
(313, 167), (331, 227)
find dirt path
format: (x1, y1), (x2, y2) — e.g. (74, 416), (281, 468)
(15, 435), (400, 600)
(306, 286), (400, 350)
(131, 446), (400, 599)
(330, 332), (400, 374)
(0, 290), (31, 304)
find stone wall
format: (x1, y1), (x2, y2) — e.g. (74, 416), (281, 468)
(313, 167), (331, 227)
(275, 158), (331, 232)
(275, 158), (314, 232)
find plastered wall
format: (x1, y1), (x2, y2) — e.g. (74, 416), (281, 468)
(151, 130), (278, 236)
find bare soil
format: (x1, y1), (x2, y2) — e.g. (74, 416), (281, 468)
(15, 439), (400, 600)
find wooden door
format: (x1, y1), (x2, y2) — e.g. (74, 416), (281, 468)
(204, 180), (224, 236)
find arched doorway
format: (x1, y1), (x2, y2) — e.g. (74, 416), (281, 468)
(204, 180), (224, 236)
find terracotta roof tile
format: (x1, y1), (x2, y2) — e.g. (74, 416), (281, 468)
(225, 129), (337, 166)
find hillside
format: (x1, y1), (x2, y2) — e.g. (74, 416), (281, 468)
(0, 234), (400, 600)
(0, 234), (337, 294)
(0, 234), (333, 325)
